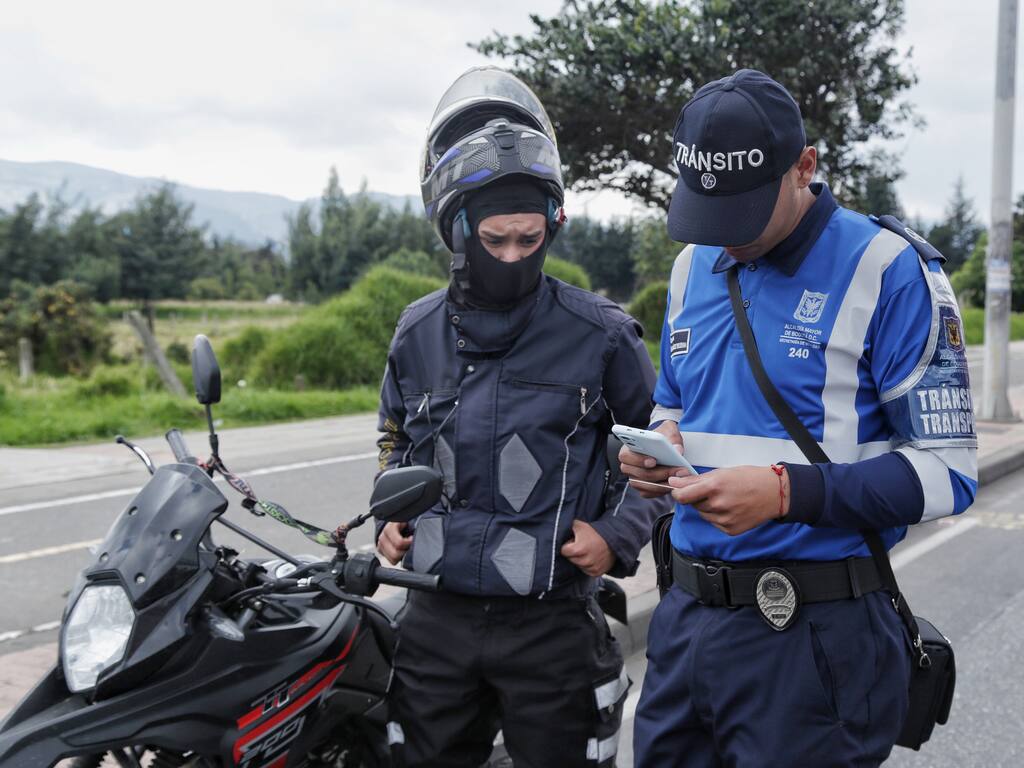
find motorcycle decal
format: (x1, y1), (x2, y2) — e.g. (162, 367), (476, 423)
(233, 621), (360, 765)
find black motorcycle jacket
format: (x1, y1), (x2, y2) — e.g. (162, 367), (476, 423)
(376, 275), (666, 598)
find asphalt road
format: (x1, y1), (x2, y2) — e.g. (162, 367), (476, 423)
(2, 343), (1018, 650)
(614, 467), (1024, 767)
(0, 432), (384, 651)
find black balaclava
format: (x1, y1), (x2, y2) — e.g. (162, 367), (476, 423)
(456, 177), (551, 309)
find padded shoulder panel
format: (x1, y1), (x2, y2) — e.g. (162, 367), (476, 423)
(550, 276), (635, 334)
(397, 287), (448, 333)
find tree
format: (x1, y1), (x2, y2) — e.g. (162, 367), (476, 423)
(950, 196), (1024, 311)
(0, 194), (73, 295)
(858, 171), (905, 219)
(928, 177), (983, 274)
(110, 185), (206, 305)
(631, 217), (680, 288)
(551, 216), (636, 301)
(476, 0), (918, 210)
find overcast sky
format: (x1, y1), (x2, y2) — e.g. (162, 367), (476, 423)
(0, 0), (1021, 224)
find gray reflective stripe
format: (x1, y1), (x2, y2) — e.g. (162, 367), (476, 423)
(433, 435), (457, 500)
(821, 229), (907, 450)
(650, 405), (682, 424)
(387, 721), (405, 745)
(897, 446), (957, 522)
(491, 527), (537, 595)
(594, 668), (630, 710)
(411, 515), (444, 573)
(679, 431), (890, 468)
(667, 244), (696, 324)
(545, 393), (601, 591)
(880, 256), (944, 404)
(586, 732), (619, 763)
(499, 433), (542, 513)
(611, 484), (628, 517)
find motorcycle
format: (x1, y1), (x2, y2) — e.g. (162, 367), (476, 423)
(0, 335), (444, 768)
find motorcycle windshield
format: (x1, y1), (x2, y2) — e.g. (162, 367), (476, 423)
(84, 463), (228, 608)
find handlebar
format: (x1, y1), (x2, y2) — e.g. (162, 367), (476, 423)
(166, 429), (197, 464)
(374, 566), (440, 592)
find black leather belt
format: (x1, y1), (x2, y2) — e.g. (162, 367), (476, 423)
(672, 549), (884, 608)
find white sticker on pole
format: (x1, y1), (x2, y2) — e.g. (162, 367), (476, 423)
(986, 263), (1012, 293)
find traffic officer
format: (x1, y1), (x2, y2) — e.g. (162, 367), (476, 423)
(622, 69), (978, 766)
(375, 67), (665, 767)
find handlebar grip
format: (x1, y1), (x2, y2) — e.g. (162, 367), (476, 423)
(165, 429), (197, 464)
(374, 566), (440, 592)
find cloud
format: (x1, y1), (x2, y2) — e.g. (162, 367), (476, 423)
(0, 0), (1020, 224)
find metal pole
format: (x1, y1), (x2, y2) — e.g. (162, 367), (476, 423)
(981, 0), (1020, 421)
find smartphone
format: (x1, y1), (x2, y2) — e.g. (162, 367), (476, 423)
(612, 424), (698, 475)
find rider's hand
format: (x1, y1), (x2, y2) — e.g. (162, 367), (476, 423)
(618, 421), (689, 498)
(560, 520), (616, 577)
(378, 522), (413, 566)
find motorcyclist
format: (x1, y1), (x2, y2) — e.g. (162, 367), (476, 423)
(373, 67), (666, 767)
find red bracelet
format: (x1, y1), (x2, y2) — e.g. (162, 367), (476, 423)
(770, 464), (787, 519)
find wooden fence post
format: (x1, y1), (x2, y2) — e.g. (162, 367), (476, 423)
(18, 338), (33, 382)
(126, 310), (188, 398)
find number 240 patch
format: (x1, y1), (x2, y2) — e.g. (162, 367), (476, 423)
(787, 347), (809, 359)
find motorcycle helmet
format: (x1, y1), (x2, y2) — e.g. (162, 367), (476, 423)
(420, 66), (565, 251)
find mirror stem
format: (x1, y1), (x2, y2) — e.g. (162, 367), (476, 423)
(205, 404), (220, 461)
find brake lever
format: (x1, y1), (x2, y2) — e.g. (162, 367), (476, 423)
(116, 435), (155, 475)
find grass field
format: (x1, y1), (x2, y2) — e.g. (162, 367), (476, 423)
(3, 301), (1022, 448)
(0, 370), (377, 446)
(101, 300), (308, 361)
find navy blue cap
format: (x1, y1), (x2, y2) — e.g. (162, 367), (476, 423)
(667, 69), (806, 247)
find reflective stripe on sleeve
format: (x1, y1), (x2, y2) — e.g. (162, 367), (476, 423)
(821, 229), (908, 448)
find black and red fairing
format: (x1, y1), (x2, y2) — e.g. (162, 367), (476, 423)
(0, 598), (397, 768)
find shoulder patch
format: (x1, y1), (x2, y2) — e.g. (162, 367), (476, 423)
(870, 214), (946, 264)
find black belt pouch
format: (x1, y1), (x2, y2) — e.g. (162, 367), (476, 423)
(651, 512), (674, 598)
(897, 617), (956, 749)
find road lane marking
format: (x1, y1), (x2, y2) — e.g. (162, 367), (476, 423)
(891, 517), (981, 571)
(0, 539), (103, 565)
(0, 451), (379, 518)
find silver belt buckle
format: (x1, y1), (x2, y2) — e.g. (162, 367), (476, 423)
(754, 568), (800, 631)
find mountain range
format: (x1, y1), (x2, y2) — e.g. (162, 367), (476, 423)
(0, 159), (419, 246)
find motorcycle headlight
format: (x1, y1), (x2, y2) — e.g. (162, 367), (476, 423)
(61, 584), (135, 693)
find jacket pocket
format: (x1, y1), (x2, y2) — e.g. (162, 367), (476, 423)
(512, 378), (590, 417)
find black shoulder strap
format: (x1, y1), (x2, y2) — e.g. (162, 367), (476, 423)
(726, 267), (929, 666)
(869, 214), (946, 264)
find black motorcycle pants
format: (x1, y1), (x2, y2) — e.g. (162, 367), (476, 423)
(387, 590), (628, 768)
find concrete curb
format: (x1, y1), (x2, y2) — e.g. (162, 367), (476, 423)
(610, 440), (1024, 658)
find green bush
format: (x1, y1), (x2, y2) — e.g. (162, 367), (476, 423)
(254, 266), (444, 389)
(187, 276), (228, 300)
(628, 280), (669, 339)
(221, 326), (271, 381)
(378, 247), (448, 280)
(165, 340), (190, 364)
(76, 366), (138, 398)
(544, 257), (592, 290)
(0, 280), (111, 376)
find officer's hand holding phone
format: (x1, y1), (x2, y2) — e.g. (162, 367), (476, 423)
(618, 421), (690, 498)
(378, 521), (413, 565)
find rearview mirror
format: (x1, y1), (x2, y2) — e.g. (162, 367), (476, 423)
(369, 466), (443, 523)
(191, 335), (222, 405)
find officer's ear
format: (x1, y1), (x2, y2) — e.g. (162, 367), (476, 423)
(793, 146), (817, 188)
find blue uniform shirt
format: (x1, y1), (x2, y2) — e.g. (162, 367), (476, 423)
(652, 184), (978, 562)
